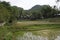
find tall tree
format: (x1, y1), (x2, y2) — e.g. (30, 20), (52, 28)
(0, 1), (11, 23)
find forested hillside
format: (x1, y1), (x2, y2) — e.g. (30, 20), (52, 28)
(0, 1), (60, 25)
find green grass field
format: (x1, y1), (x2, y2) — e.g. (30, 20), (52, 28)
(0, 24), (60, 40)
(0, 19), (60, 40)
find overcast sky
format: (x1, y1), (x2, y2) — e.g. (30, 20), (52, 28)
(1, 0), (58, 10)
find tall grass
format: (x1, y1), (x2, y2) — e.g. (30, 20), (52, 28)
(0, 23), (60, 40)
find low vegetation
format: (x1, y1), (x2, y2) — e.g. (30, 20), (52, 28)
(0, 24), (60, 40)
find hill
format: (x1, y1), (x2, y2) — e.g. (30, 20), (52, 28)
(29, 5), (41, 11)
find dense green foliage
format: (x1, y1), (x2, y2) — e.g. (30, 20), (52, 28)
(0, 1), (60, 24)
(0, 1), (11, 22)
(0, 1), (23, 25)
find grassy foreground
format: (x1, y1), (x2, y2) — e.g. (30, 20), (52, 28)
(0, 21), (60, 40)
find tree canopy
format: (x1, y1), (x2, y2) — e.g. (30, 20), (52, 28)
(0, 1), (60, 24)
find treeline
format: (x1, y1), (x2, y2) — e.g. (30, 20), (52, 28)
(0, 1), (23, 24)
(0, 1), (60, 24)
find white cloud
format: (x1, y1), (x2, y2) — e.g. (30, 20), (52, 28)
(2, 0), (56, 10)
